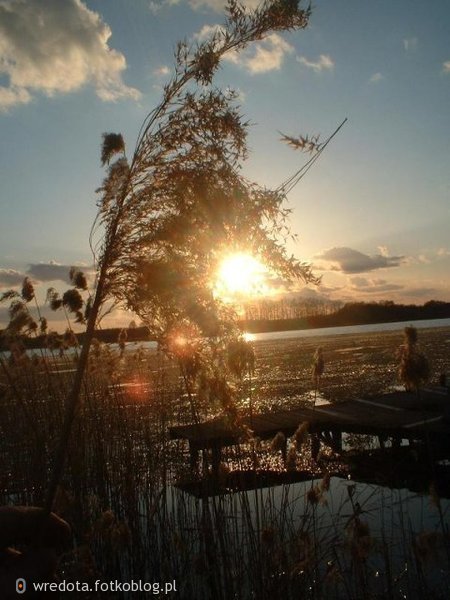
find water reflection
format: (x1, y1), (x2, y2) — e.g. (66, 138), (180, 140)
(167, 476), (450, 599)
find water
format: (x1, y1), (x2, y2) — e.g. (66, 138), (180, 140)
(166, 475), (450, 599)
(137, 317), (450, 350)
(2, 318), (449, 360)
(244, 317), (450, 343)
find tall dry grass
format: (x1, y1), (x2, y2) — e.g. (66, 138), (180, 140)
(1, 334), (449, 599)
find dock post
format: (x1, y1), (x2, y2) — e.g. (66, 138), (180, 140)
(211, 445), (222, 476)
(378, 434), (387, 449)
(392, 435), (401, 449)
(311, 434), (320, 461)
(331, 430), (342, 453)
(189, 442), (200, 471)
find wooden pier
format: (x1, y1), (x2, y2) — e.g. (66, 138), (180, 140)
(169, 387), (450, 470)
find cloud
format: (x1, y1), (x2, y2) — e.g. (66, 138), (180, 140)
(369, 72), (383, 84)
(273, 285), (337, 303)
(0, 268), (26, 288)
(296, 54), (334, 73)
(404, 248), (450, 265)
(25, 261), (95, 285)
(285, 286), (325, 300)
(403, 37), (418, 52)
(442, 61), (450, 74)
(350, 276), (404, 294)
(316, 247), (405, 274)
(0, 303), (76, 332)
(153, 65), (170, 77)
(350, 276), (369, 288)
(225, 33), (293, 74)
(193, 23), (224, 42)
(192, 25), (292, 74)
(150, 0), (262, 12)
(0, 0), (140, 111)
(317, 283), (344, 295)
(403, 287), (439, 300)
(0, 86), (31, 110)
(149, 0), (179, 13)
(227, 86), (246, 102)
(0, 261), (95, 290)
(189, 0), (261, 11)
(26, 262), (74, 284)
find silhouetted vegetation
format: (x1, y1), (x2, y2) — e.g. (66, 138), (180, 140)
(2, 300), (450, 350)
(308, 299), (450, 328)
(37, 0), (316, 513)
(242, 299), (450, 332)
(2, 322), (450, 598)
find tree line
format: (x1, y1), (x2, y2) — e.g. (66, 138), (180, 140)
(240, 299), (450, 333)
(3, 299), (449, 349)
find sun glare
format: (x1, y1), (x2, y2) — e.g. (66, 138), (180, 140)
(216, 253), (268, 299)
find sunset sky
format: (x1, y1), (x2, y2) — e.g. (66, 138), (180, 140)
(1, 0), (449, 328)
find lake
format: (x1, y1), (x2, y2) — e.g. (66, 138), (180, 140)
(244, 317), (450, 342)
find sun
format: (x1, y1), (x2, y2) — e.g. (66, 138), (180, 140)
(215, 253), (268, 298)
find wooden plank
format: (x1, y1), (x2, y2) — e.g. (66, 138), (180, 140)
(169, 388), (450, 448)
(355, 398), (402, 411)
(403, 416), (443, 429)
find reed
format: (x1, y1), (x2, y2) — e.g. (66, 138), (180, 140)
(1, 327), (449, 599)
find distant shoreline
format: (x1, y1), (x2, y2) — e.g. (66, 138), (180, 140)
(240, 314), (450, 335)
(2, 309), (450, 351)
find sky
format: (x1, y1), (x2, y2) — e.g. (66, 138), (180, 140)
(0, 0), (449, 329)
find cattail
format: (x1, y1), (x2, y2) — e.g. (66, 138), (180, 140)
(270, 431), (286, 453)
(0, 289), (19, 302)
(63, 328), (78, 348)
(286, 443), (297, 471)
(118, 328), (128, 353)
(47, 288), (63, 311)
(9, 340), (26, 363)
(69, 268), (88, 291)
(74, 310), (85, 324)
(320, 471), (331, 492)
(293, 421), (309, 447)
(346, 517), (372, 561)
(101, 132), (125, 166)
(45, 331), (64, 352)
(404, 325), (418, 346)
(9, 300), (26, 319)
(398, 326), (430, 391)
(7, 307), (36, 335)
(307, 484), (321, 505)
(21, 277), (35, 302)
(62, 289), (83, 313)
(39, 316), (48, 334)
(312, 347), (324, 385)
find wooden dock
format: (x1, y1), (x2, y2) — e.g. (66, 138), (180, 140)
(169, 387), (450, 469)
